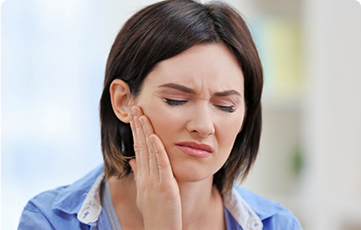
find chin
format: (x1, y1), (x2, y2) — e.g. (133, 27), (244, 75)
(171, 162), (218, 183)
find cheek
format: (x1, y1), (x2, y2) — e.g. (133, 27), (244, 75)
(217, 125), (239, 152)
(217, 111), (245, 152)
(140, 102), (184, 141)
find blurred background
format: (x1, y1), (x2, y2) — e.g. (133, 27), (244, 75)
(1, 0), (361, 229)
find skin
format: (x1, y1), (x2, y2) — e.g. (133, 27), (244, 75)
(109, 43), (246, 230)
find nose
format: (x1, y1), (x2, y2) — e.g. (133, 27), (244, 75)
(186, 103), (215, 137)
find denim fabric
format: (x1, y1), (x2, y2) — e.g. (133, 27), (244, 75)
(18, 165), (302, 230)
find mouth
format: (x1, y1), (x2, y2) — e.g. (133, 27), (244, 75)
(175, 141), (213, 158)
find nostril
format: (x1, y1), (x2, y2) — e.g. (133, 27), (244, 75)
(186, 108), (215, 137)
(189, 127), (214, 137)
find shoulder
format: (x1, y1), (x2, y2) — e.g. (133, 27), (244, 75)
(18, 165), (104, 229)
(234, 186), (303, 230)
(18, 186), (78, 229)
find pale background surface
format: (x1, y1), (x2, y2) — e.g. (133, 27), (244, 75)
(2, 0), (361, 229)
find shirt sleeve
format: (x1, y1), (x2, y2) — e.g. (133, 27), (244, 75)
(18, 201), (55, 230)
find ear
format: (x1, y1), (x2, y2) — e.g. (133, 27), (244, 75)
(110, 79), (132, 123)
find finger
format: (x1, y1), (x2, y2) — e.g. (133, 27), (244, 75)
(128, 111), (142, 176)
(129, 159), (137, 182)
(139, 115), (158, 177)
(132, 106), (150, 174)
(149, 134), (174, 183)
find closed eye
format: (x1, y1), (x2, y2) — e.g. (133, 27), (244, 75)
(164, 98), (236, 112)
(215, 105), (236, 113)
(164, 98), (187, 106)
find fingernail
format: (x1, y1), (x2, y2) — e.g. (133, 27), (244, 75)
(131, 106), (137, 116)
(139, 116), (144, 126)
(128, 113), (133, 122)
(150, 135), (155, 146)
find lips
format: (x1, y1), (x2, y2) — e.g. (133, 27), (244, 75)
(175, 141), (213, 158)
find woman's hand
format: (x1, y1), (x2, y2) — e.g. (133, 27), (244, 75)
(128, 106), (182, 230)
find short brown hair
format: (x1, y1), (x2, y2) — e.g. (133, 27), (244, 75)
(100, 0), (263, 193)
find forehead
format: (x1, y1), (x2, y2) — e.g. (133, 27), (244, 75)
(145, 43), (244, 93)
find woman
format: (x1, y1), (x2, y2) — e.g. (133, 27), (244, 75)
(18, 0), (302, 229)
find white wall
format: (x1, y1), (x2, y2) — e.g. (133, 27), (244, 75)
(1, 0), (159, 229)
(239, 0), (361, 229)
(302, 0), (361, 229)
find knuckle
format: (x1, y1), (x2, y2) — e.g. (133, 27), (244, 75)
(153, 145), (158, 154)
(133, 143), (140, 152)
(135, 142), (147, 152)
(140, 143), (147, 151)
(134, 121), (142, 129)
(157, 158), (168, 168)
(148, 152), (154, 159)
(143, 128), (148, 136)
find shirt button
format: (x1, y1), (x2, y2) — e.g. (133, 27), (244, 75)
(251, 221), (259, 229)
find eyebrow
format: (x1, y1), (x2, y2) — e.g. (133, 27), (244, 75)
(214, 90), (241, 97)
(158, 83), (241, 97)
(158, 83), (195, 93)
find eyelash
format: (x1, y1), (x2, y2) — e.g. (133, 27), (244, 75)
(164, 98), (236, 113)
(216, 105), (236, 113)
(165, 98), (187, 106)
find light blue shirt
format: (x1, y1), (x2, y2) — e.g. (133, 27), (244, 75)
(18, 165), (302, 230)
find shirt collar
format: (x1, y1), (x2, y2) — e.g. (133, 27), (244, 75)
(224, 188), (263, 230)
(234, 186), (283, 220)
(51, 165), (277, 228)
(51, 165), (104, 224)
(76, 170), (104, 224)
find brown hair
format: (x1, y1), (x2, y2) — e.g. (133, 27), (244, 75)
(100, 0), (263, 193)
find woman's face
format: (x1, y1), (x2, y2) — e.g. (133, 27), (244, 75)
(132, 43), (246, 183)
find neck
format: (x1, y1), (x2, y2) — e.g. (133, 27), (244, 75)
(109, 174), (224, 230)
(176, 177), (216, 228)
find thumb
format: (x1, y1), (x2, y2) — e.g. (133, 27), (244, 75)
(129, 159), (137, 181)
